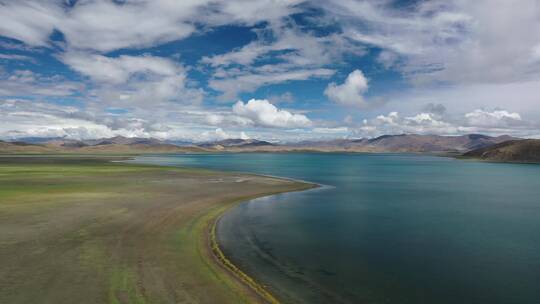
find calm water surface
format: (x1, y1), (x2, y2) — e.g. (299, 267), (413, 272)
(131, 153), (540, 303)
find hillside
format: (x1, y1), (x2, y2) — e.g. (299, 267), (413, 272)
(0, 140), (55, 153)
(462, 139), (540, 163)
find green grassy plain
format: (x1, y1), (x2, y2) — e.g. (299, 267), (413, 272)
(0, 156), (312, 304)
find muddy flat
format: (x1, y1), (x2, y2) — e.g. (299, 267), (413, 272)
(0, 156), (311, 304)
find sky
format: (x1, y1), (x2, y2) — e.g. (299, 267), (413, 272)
(0, 0), (539, 142)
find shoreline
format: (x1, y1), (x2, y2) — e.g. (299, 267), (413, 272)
(0, 155), (317, 303)
(205, 184), (319, 304)
(123, 154), (322, 303)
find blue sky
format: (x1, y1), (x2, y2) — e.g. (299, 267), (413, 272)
(1, 0), (539, 141)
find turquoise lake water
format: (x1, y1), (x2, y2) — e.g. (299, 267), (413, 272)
(131, 153), (540, 303)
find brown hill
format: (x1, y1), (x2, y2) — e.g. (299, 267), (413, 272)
(462, 139), (540, 163)
(0, 140), (55, 153)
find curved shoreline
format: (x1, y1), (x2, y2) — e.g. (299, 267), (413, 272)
(206, 184), (319, 304)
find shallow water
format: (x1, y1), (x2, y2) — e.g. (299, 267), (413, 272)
(131, 153), (540, 303)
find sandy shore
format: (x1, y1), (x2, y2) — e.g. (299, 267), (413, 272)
(0, 155), (313, 303)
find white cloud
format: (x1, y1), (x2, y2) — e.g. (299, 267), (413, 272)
(353, 108), (537, 138)
(0, 70), (80, 97)
(464, 110), (522, 127)
(325, 70), (369, 107)
(62, 53), (179, 84)
(355, 111), (458, 137)
(0, 1), (302, 52)
(239, 131), (250, 140)
(232, 99), (311, 128)
(0, 1), (61, 47)
(59, 1), (201, 52)
(198, 128), (253, 142)
(0, 53), (35, 62)
(209, 68), (335, 100)
(201, 24), (363, 68)
(313, 127), (349, 134)
(0, 98), (251, 141)
(376, 50), (399, 69)
(0, 99), (115, 140)
(211, 0), (303, 26)
(322, 0), (540, 84)
(61, 53), (203, 106)
(201, 128), (230, 141)
(202, 20), (363, 99)
(381, 80), (540, 119)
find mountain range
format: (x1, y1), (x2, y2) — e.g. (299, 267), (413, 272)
(0, 134), (518, 153)
(279, 134), (516, 153)
(2, 134), (537, 163)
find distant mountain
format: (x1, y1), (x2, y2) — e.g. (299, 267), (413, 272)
(275, 134), (517, 153)
(198, 139), (274, 150)
(463, 139), (540, 163)
(165, 140), (195, 147)
(81, 136), (164, 146)
(9, 137), (66, 144)
(361, 134), (516, 153)
(0, 136), (206, 154)
(0, 134), (520, 155)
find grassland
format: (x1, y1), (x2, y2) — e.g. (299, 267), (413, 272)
(0, 155), (313, 304)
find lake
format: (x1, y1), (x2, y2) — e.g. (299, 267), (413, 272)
(131, 153), (540, 303)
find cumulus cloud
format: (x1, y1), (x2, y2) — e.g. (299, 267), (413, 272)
(355, 111), (458, 137)
(325, 70), (369, 107)
(232, 99), (311, 128)
(199, 128), (253, 142)
(200, 128), (230, 141)
(353, 108), (537, 138)
(464, 109), (522, 127)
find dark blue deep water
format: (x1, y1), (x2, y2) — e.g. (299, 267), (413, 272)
(131, 153), (540, 303)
